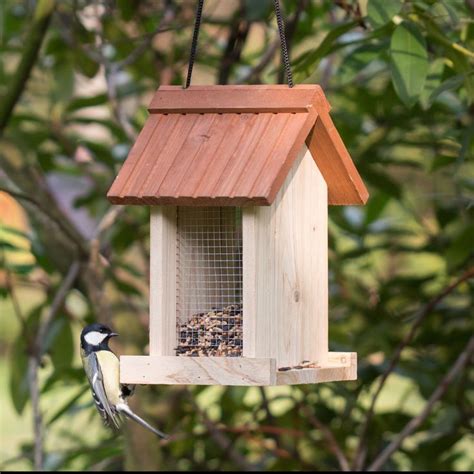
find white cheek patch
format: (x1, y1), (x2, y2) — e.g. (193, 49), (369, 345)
(85, 331), (107, 346)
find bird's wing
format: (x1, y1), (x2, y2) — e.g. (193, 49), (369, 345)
(83, 352), (121, 429)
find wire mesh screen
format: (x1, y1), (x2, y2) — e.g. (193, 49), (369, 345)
(175, 207), (243, 357)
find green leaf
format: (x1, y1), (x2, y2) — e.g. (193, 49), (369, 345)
(444, 224), (474, 269)
(66, 93), (108, 113)
(367, 0), (402, 28)
(47, 318), (74, 370)
(338, 43), (386, 84)
(390, 21), (429, 107)
(52, 61), (75, 104)
(245, 0), (271, 21)
(74, 49), (100, 78)
(364, 193), (391, 226)
(47, 386), (89, 425)
(420, 58), (444, 109)
(9, 336), (30, 415)
(0, 225), (31, 239)
(5, 263), (36, 275)
(428, 73), (467, 103)
(293, 21), (357, 76)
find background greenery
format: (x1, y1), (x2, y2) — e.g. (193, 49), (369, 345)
(1, 0), (473, 471)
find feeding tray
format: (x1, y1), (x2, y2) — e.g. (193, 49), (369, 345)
(108, 85), (368, 386)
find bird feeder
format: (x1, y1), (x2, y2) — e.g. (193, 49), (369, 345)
(107, 85), (368, 386)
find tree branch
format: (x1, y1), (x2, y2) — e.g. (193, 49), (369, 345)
(299, 403), (351, 471)
(27, 260), (80, 471)
(190, 396), (257, 471)
(237, 0), (306, 85)
(0, 0), (56, 135)
(353, 266), (474, 469)
(367, 336), (474, 471)
(0, 185), (88, 256)
(28, 356), (43, 471)
(35, 261), (81, 357)
(218, 3), (250, 85)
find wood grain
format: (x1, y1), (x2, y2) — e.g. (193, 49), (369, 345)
(107, 85), (368, 207)
(149, 206), (177, 356)
(119, 353), (356, 386)
(243, 146), (328, 368)
(107, 115), (161, 202)
(306, 111), (369, 205)
(120, 356), (276, 385)
(148, 84), (330, 114)
(275, 352), (357, 385)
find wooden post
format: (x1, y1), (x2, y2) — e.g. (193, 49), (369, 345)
(149, 206), (177, 356)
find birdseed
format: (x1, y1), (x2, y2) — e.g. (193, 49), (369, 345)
(176, 304), (243, 357)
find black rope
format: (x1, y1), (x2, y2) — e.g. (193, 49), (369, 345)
(184, 0), (204, 89)
(273, 0), (294, 87)
(184, 0), (294, 88)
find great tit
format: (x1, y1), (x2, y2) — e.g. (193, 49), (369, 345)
(80, 323), (168, 439)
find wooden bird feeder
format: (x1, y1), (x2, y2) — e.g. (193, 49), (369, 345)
(107, 85), (368, 386)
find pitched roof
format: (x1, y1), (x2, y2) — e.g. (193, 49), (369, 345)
(107, 85), (368, 206)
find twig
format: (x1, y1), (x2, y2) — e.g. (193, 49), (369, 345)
(92, 205), (125, 241)
(237, 0), (306, 85)
(103, 5), (176, 141)
(0, 0), (56, 134)
(299, 403), (351, 471)
(218, 3), (250, 85)
(6, 266), (45, 470)
(115, 7), (176, 70)
(28, 356), (43, 470)
(353, 266), (474, 470)
(26, 261), (80, 471)
(35, 261), (81, 356)
(190, 397), (257, 471)
(0, 186), (88, 257)
(319, 9), (338, 90)
(236, 39), (280, 84)
(367, 336), (474, 471)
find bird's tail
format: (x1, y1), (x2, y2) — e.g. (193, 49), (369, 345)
(116, 403), (168, 439)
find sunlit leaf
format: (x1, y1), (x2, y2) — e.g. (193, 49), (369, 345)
(367, 0), (402, 28)
(390, 21), (429, 107)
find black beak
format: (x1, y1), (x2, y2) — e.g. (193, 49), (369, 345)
(109, 332), (119, 338)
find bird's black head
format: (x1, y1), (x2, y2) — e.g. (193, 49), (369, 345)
(81, 323), (118, 353)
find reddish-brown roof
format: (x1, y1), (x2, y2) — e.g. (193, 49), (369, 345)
(107, 85), (368, 206)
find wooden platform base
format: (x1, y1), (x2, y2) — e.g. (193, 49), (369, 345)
(120, 352), (356, 386)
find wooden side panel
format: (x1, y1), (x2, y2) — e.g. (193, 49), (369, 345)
(306, 111), (369, 205)
(120, 356), (276, 386)
(243, 145), (328, 367)
(149, 206), (177, 356)
(276, 352), (357, 385)
(148, 84), (330, 114)
(242, 206), (276, 360)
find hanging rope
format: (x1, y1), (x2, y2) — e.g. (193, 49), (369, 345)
(184, 0), (204, 89)
(184, 0), (294, 88)
(273, 0), (294, 87)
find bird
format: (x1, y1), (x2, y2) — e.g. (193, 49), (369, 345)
(80, 322), (168, 439)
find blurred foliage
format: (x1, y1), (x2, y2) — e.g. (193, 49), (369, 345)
(0, 0), (473, 471)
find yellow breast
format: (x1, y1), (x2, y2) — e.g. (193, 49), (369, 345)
(96, 350), (122, 406)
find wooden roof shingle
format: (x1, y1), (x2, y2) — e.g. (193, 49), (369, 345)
(107, 85), (368, 206)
